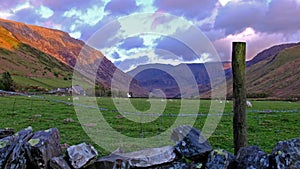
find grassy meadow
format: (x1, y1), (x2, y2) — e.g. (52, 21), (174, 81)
(0, 95), (299, 156)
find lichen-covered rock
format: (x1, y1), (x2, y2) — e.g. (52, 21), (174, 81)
(234, 146), (269, 169)
(171, 125), (212, 161)
(28, 128), (62, 169)
(0, 126), (33, 168)
(67, 142), (98, 169)
(0, 128), (14, 139)
(3, 141), (31, 169)
(269, 138), (300, 169)
(49, 156), (71, 169)
(205, 149), (234, 169)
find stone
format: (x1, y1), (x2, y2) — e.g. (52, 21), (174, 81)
(49, 156), (71, 169)
(96, 146), (176, 168)
(2, 141), (31, 169)
(147, 160), (190, 169)
(269, 138), (300, 169)
(67, 142), (98, 169)
(0, 127), (33, 168)
(63, 118), (74, 123)
(0, 128), (14, 139)
(205, 149), (234, 169)
(13, 126), (34, 141)
(28, 128), (62, 169)
(125, 146), (176, 168)
(171, 125), (212, 161)
(234, 146), (269, 169)
(95, 152), (127, 169)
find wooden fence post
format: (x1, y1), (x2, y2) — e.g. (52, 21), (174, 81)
(232, 42), (247, 155)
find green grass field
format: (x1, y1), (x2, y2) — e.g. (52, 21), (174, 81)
(0, 95), (299, 156)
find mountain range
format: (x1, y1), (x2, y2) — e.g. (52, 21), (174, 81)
(128, 43), (300, 99)
(0, 18), (146, 96)
(0, 18), (299, 99)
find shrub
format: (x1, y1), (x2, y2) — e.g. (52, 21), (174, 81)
(0, 72), (15, 91)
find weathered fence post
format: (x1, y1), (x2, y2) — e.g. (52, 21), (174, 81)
(232, 42), (247, 155)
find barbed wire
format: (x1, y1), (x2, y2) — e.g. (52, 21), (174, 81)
(1, 90), (299, 117)
(1, 90), (299, 151)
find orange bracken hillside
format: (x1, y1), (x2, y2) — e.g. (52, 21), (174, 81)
(0, 26), (19, 50)
(0, 18), (102, 66)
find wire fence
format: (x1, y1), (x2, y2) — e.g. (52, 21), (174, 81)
(0, 90), (299, 153)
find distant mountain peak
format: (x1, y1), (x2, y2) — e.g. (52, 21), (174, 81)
(247, 42), (300, 67)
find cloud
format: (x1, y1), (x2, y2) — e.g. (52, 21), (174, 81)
(214, 0), (300, 36)
(35, 5), (54, 18)
(10, 8), (41, 24)
(111, 52), (121, 59)
(104, 0), (138, 15)
(155, 36), (198, 61)
(0, 1), (35, 20)
(154, 0), (218, 20)
(2, 0), (299, 64)
(86, 19), (122, 49)
(214, 0), (267, 35)
(0, 0), (21, 10)
(213, 27), (300, 60)
(118, 36), (145, 50)
(136, 0), (157, 12)
(63, 5), (106, 26)
(255, 0), (300, 34)
(69, 31), (82, 39)
(32, 0), (104, 11)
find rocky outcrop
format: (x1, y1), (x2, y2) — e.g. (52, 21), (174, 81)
(0, 126), (299, 169)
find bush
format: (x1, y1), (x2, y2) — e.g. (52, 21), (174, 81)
(53, 72), (59, 77)
(0, 72), (15, 91)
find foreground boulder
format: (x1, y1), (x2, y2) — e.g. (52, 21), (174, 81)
(96, 146), (176, 168)
(67, 142), (98, 169)
(269, 138), (300, 169)
(0, 127), (33, 168)
(171, 125), (212, 161)
(124, 146), (176, 168)
(205, 149), (234, 169)
(3, 140), (31, 169)
(28, 128), (62, 169)
(230, 146), (269, 169)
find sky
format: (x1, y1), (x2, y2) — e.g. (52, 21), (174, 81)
(1, 0), (300, 72)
